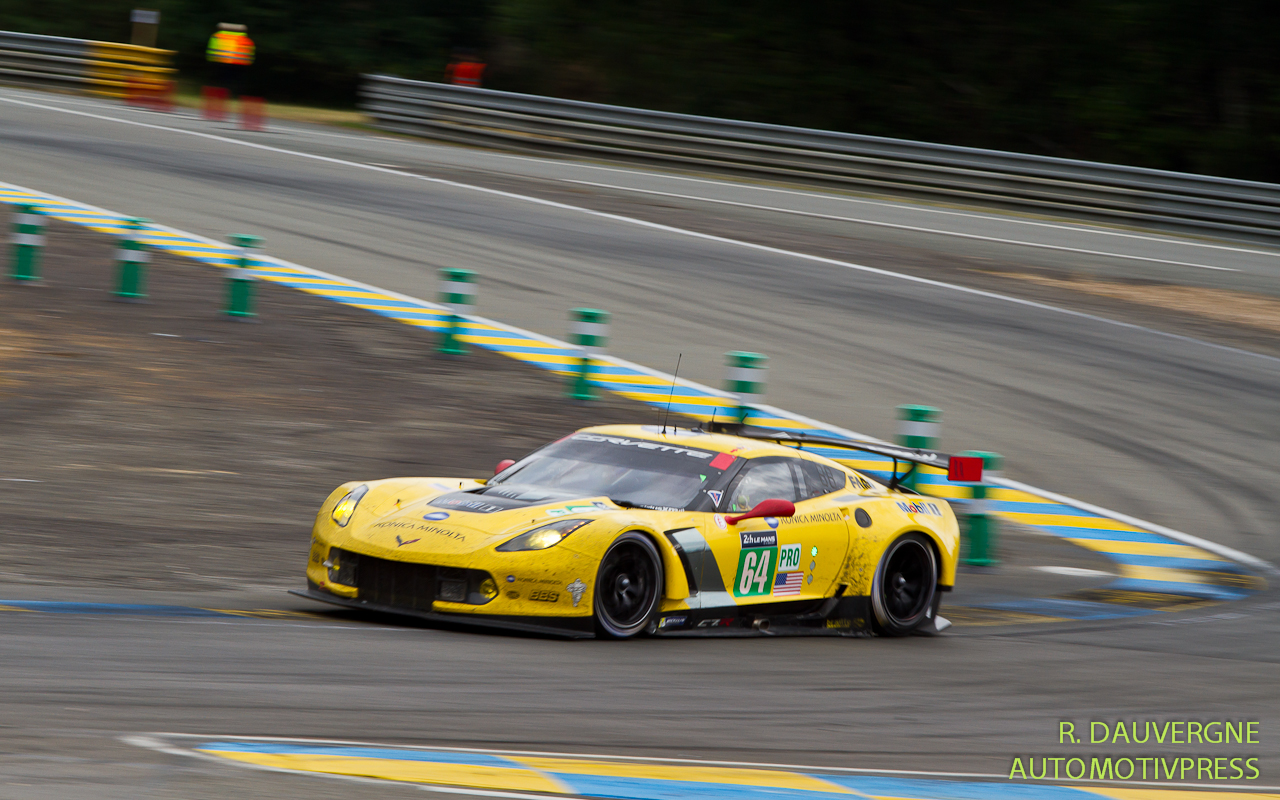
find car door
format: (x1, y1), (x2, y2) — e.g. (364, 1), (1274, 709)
(781, 458), (855, 600)
(714, 456), (850, 606)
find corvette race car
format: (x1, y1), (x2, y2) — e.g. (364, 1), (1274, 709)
(292, 424), (983, 638)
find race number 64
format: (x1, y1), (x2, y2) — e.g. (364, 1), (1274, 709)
(736, 548), (776, 596)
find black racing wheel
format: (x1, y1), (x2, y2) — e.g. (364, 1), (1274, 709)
(870, 533), (938, 636)
(594, 532), (664, 639)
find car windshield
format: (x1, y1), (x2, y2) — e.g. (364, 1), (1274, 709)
(486, 432), (736, 510)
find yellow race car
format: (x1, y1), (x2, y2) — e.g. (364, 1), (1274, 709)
(293, 424), (981, 638)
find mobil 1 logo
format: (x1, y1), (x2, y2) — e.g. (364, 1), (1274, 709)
(735, 530), (778, 597)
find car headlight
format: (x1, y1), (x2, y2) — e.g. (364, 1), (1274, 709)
(331, 484), (369, 527)
(496, 518), (590, 552)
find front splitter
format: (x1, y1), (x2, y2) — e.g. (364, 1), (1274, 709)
(288, 587), (596, 639)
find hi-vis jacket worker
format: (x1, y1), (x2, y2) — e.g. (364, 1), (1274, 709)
(208, 23), (254, 66)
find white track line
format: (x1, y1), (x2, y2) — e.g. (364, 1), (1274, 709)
(562, 178), (1238, 271)
(13, 87), (1280, 262)
(567, 172), (1280, 262)
(230, 121), (1280, 263)
(2, 94), (1278, 370)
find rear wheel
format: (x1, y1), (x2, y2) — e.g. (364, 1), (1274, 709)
(594, 532), (663, 639)
(870, 533), (937, 636)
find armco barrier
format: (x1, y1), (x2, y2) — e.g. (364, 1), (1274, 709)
(0, 30), (174, 98)
(0, 180), (1269, 615)
(361, 75), (1280, 242)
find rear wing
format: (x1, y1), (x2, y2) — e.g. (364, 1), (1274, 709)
(710, 424), (983, 491)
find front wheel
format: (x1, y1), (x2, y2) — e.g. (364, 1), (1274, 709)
(870, 533), (938, 636)
(594, 532), (664, 639)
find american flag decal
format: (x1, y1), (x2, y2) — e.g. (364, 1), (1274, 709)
(773, 571), (803, 596)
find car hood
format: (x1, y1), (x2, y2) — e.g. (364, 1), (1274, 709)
(348, 492), (617, 557)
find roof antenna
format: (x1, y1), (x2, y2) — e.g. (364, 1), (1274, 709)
(660, 353), (682, 435)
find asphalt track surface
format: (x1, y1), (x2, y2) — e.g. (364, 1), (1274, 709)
(1, 87), (1278, 797)
(2, 593), (1278, 798)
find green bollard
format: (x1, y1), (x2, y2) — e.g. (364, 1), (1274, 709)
(437, 267), (476, 356)
(224, 233), (262, 318)
(567, 308), (609, 402)
(724, 351), (767, 424)
(114, 217), (151, 300)
(959, 450), (1003, 566)
(896, 404), (941, 492)
(9, 204), (45, 282)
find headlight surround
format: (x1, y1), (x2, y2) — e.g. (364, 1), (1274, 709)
(331, 484), (369, 527)
(496, 518), (591, 552)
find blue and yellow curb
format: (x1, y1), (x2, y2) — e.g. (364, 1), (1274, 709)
(0, 180), (1264, 618)
(179, 740), (1277, 800)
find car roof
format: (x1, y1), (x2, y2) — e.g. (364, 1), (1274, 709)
(577, 424), (835, 463)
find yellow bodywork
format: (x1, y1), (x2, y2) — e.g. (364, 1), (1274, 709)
(305, 425), (960, 629)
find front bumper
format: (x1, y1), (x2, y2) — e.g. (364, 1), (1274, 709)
(290, 584), (597, 639)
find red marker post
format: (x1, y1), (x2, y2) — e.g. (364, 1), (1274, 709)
(239, 96), (266, 131)
(202, 86), (228, 121)
(958, 450), (1002, 566)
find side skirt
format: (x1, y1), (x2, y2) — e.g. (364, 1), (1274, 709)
(653, 596), (875, 637)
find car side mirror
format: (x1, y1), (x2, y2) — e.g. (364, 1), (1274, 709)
(495, 458), (516, 476)
(725, 498), (796, 526)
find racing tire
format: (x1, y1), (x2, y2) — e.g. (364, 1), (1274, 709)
(594, 532), (664, 639)
(870, 533), (938, 637)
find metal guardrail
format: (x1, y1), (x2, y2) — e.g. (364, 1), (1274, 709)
(0, 30), (174, 98)
(361, 74), (1280, 241)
